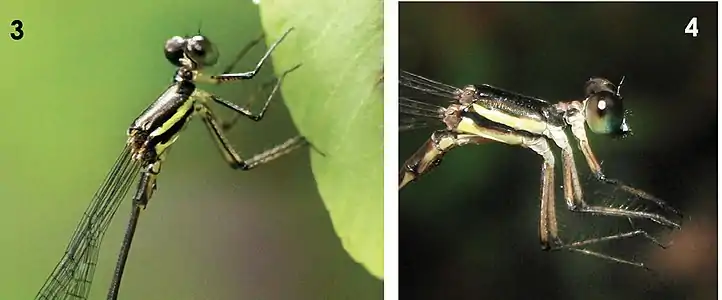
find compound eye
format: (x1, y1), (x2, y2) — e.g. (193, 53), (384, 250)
(584, 77), (617, 97)
(585, 91), (629, 136)
(164, 36), (186, 67)
(185, 35), (219, 67)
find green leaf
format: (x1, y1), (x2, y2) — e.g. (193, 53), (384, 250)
(258, 0), (384, 279)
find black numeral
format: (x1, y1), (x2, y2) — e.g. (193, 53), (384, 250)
(10, 19), (23, 40)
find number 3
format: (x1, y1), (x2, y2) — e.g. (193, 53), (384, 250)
(10, 19), (23, 40)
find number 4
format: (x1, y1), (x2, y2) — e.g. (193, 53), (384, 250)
(685, 17), (698, 37)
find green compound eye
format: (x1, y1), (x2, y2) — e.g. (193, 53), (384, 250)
(585, 91), (629, 136)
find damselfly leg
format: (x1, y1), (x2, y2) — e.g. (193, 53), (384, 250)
(195, 75), (308, 171)
(221, 79), (279, 131)
(205, 27), (294, 84)
(563, 101), (682, 217)
(529, 125), (673, 268)
(195, 28), (309, 168)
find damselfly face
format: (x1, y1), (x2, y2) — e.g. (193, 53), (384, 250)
(582, 77), (631, 137)
(163, 35), (219, 69)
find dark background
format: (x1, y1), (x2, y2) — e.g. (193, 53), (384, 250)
(400, 3), (717, 300)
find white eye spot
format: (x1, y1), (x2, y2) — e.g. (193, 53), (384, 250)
(253, 0), (260, 4)
(597, 100), (607, 110)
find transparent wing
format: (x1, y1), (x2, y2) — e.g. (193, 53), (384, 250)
(399, 70), (462, 132)
(36, 144), (141, 300)
(400, 70), (460, 103)
(399, 97), (446, 132)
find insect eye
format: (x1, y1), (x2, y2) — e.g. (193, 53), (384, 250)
(185, 35), (219, 67)
(584, 77), (616, 97)
(585, 91), (629, 136)
(163, 36), (186, 67)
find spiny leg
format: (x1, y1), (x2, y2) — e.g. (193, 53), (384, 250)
(556, 228), (671, 270)
(207, 64), (301, 122)
(565, 102), (682, 217)
(209, 27), (294, 83)
(241, 135), (309, 169)
(554, 203), (669, 270)
(550, 122), (678, 232)
(216, 30), (281, 127)
(546, 124), (680, 229)
(203, 30), (278, 127)
(524, 134), (662, 268)
(195, 61), (309, 168)
(577, 133), (681, 216)
(221, 77), (289, 131)
(560, 230), (667, 250)
(195, 101), (307, 171)
(219, 32), (266, 75)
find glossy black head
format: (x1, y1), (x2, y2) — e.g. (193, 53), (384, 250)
(583, 77), (631, 137)
(164, 35), (219, 69)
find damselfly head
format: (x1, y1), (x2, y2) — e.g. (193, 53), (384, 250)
(164, 35), (219, 69)
(582, 77), (632, 138)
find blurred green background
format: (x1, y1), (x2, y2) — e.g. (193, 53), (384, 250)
(1, 0), (381, 299)
(400, 3), (716, 300)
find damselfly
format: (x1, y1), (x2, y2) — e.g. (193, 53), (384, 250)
(35, 28), (307, 300)
(399, 70), (682, 268)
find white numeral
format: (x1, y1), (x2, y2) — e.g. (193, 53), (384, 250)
(685, 17), (698, 37)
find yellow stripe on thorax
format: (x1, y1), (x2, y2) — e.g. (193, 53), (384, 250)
(471, 103), (547, 134)
(456, 117), (524, 146)
(149, 96), (196, 155)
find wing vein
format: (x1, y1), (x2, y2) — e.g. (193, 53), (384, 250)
(36, 144), (141, 300)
